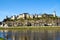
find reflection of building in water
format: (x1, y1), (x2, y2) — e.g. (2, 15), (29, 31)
(0, 30), (60, 40)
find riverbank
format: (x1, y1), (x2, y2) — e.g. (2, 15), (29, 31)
(0, 26), (60, 30)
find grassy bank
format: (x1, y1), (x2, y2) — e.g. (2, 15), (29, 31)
(0, 26), (60, 31)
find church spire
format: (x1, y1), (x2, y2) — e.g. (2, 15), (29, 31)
(53, 11), (56, 17)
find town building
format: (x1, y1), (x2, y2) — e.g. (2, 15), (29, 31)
(10, 15), (16, 20)
(2, 11), (60, 27)
(17, 13), (30, 19)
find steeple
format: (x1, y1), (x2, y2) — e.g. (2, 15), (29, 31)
(53, 11), (56, 17)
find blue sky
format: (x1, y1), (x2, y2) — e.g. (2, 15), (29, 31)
(0, 0), (60, 21)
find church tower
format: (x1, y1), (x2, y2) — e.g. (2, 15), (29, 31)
(53, 11), (56, 17)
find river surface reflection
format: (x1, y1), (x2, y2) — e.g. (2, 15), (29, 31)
(0, 30), (60, 40)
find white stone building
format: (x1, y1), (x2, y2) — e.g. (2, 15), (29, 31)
(17, 14), (24, 19)
(17, 13), (30, 19)
(10, 15), (16, 20)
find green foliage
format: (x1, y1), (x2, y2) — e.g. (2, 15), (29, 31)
(0, 37), (5, 40)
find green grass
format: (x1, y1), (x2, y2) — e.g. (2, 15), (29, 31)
(0, 26), (60, 31)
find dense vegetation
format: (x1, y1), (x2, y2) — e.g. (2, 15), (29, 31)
(0, 37), (5, 40)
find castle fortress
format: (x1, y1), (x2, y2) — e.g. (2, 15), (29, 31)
(1, 11), (60, 27)
(10, 11), (56, 20)
(10, 13), (41, 20)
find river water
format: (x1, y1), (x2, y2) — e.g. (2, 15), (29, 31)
(0, 30), (60, 40)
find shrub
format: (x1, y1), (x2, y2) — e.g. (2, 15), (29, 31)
(0, 37), (5, 40)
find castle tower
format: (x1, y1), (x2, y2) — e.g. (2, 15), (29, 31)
(53, 11), (56, 17)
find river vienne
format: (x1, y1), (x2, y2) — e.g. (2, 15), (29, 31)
(0, 28), (60, 40)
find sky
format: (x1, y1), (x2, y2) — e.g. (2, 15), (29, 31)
(0, 0), (60, 21)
